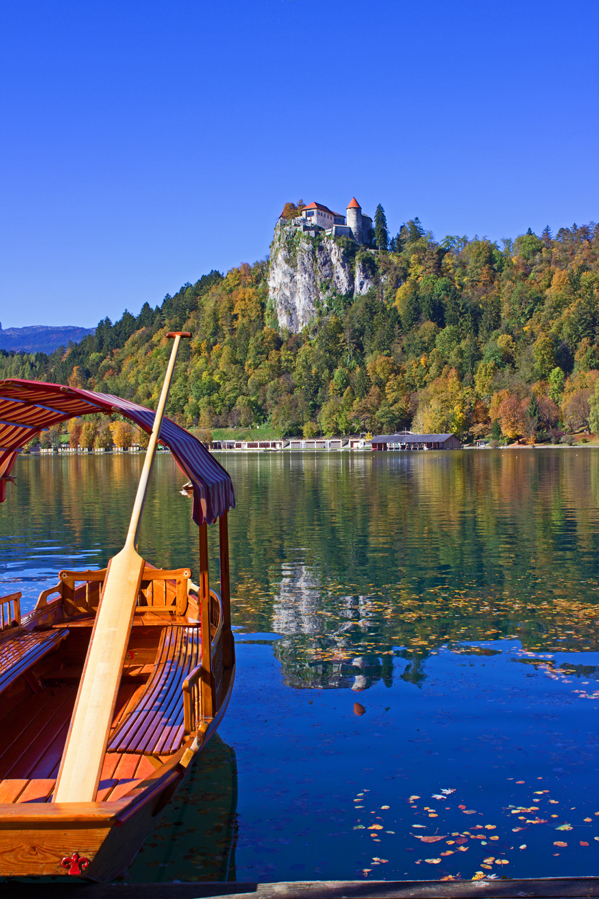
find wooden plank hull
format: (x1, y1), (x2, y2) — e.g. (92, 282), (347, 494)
(0, 662), (234, 881)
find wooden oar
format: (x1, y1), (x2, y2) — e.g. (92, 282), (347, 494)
(54, 331), (191, 803)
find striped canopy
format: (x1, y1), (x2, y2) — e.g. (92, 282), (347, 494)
(0, 379), (234, 526)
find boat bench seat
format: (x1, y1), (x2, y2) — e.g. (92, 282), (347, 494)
(0, 629), (69, 695)
(108, 625), (201, 756)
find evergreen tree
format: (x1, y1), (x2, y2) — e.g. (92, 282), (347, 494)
(374, 204), (388, 253)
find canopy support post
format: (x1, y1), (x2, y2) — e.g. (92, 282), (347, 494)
(199, 521), (214, 719)
(219, 512), (233, 669)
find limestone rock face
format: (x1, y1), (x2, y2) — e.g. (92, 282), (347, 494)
(268, 222), (375, 333)
(354, 257), (375, 296)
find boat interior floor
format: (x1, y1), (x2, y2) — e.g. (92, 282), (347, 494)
(0, 672), (158, 803)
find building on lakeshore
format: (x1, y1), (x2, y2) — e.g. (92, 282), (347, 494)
(372, 433), (463, 451)
(280, 198), (373, 245)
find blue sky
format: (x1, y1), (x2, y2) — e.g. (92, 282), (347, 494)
(1, 0), (598, 328)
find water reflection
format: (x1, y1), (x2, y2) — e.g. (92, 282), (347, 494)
(124, 735), (238, 883)
(2, 450), (599, 881)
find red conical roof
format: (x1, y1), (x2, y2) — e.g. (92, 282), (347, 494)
(347, 197), (361, 209)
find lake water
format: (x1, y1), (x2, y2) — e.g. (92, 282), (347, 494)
(1, 449), (599, 883)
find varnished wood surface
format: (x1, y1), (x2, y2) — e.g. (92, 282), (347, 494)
(54, 550), (145, 802)
(3, 879), (599, 898)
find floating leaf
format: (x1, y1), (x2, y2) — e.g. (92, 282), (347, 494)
(554, 841), (568, 847)
(414, 835), (446, 843)
(556, 824), (573, 831)
(368, 824), (383, 830)
(425, 858), (441, 864)
(580, 842), (589, 847)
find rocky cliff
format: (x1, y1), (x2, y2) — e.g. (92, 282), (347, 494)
(268, 221), (376, 332)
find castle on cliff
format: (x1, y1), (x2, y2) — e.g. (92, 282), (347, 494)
(279, 198), (374, 246)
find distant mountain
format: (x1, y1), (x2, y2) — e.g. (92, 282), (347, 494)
(0, 323), (95, 354)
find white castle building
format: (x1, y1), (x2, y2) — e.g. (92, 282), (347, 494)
(280, 198), (373, 246)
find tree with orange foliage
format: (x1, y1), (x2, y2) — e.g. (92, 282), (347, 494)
(280, 200), (305, 220)
(67, 418), (83, 447)
(109, 420), (134, 448)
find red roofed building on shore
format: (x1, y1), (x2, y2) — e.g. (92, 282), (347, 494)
(280, 198), (373, 245)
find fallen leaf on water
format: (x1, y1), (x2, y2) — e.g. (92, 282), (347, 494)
(354, 703), (366, 716)
(463, 809), (477, 815)
(458, 804), (466, 810)
(495, 859), (510, 865)
(440, 875), (456, 881)
(484, 824), (497, 830)
(440, 851), (454, 856)
(584, 817), (592, 822)
(472, 872), (486, 881)
(580, 842), (589, 847)
(409, 795), (420, 800)
(519, 844), (527, 849)
(490, 836), (499, 841)
(381, 805), (390, 809)
(353, 825), (365, 830)
(413, 835), (446, 843)
(556, 824), (573, 831)
(455, 837), (468, 845)
(368, 825), (383, 830)
(458, 846), (469, 852)
(425, 858), (441, 864)
(554, 841), (568, 847)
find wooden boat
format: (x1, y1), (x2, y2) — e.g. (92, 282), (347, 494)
(0, 333), (236, 881)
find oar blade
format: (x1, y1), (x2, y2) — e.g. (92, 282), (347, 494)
(54, 546), (145, 803)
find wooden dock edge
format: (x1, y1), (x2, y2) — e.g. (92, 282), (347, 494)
(3, 878), (599, 899)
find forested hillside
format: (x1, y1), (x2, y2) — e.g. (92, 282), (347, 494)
(2, 219), (599, 444)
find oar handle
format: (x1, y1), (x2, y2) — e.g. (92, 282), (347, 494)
(124, 331), (191, 549)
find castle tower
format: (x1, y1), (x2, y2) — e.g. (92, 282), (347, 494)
(346, 197), (363, 244)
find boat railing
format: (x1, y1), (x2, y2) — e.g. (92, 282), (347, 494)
(182, 587), (224, 735)
(0, 591), (21, 630)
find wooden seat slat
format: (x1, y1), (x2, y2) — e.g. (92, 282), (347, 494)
(0, 629), (69, 695)
(121, 632), (196, 754)
(0, 779), (28, 803)
(108, 626), (201, 755)
(133, 632), (191, 753)
(17, 779), (55, 803)
(107, 627), (182, 750)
